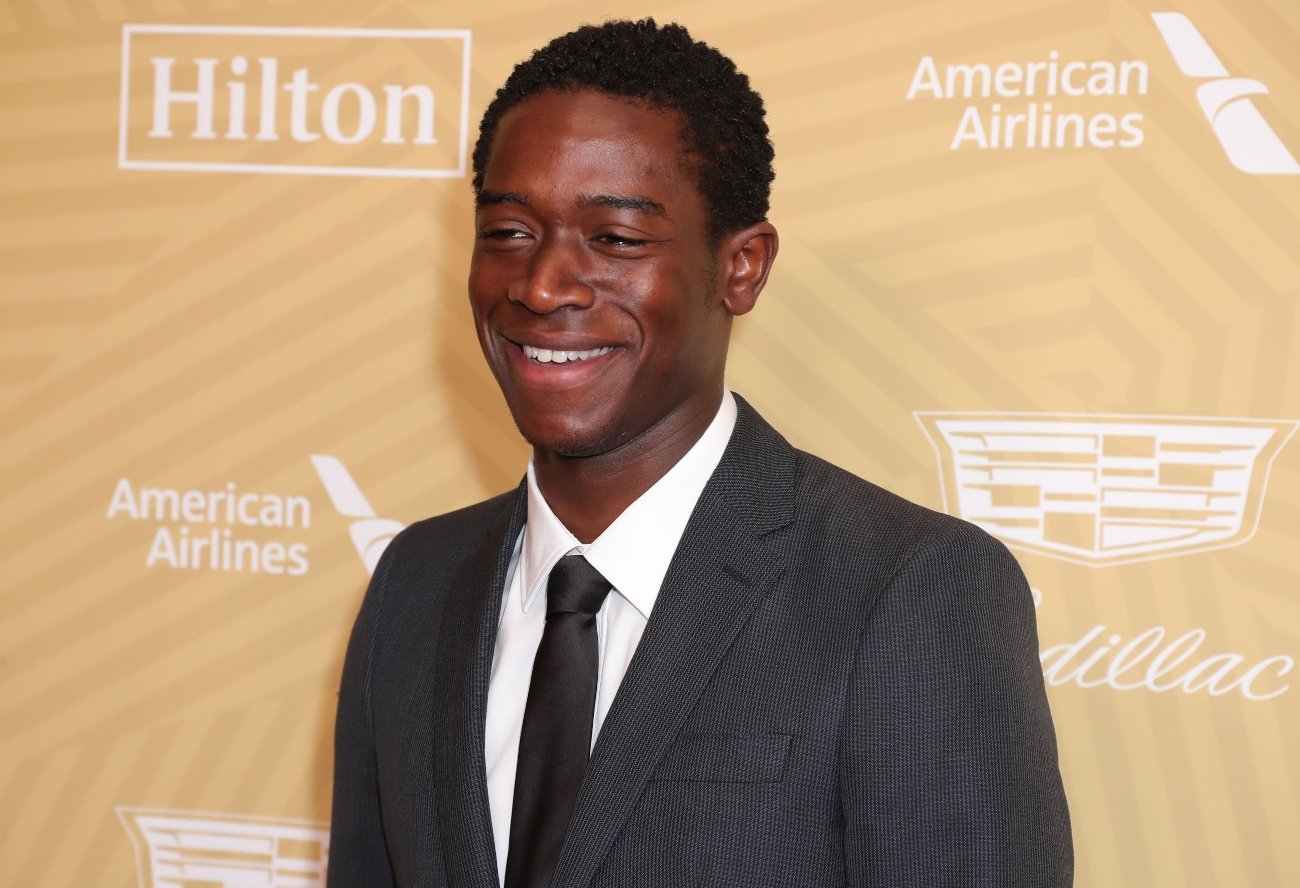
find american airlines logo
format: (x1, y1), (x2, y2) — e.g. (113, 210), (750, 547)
(916, 412), (1296, 566)
(1152, 12), (1299, 175)
(311, 454), (405, 575)
(118, 806), (328, 888)
(119, 24), (472, 178)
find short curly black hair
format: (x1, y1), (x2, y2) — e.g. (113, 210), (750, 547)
(472, 19), (775, 242)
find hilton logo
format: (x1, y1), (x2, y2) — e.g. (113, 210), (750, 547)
(118, 24), (472, 178)
(118, 806), (328, 887)
(916, 412), (1296, 566)
(1152, 12), (1299, 175)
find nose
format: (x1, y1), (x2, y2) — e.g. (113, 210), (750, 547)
(509, 238), (595, 314)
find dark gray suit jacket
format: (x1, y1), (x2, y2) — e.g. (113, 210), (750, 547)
(327, 397), (1073, 887)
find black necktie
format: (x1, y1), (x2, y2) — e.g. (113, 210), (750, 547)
(504, 554), (612, 888)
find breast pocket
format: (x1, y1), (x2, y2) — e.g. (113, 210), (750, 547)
(649, 733), (792, 784)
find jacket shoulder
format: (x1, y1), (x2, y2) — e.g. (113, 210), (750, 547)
(792, 449), (956, 538)
(789, 449), (1016, 581)
(362, 487), (520, 598)
(398, 488), (518, 550)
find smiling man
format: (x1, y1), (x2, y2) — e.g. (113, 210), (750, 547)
(328, 19), (1072, 888)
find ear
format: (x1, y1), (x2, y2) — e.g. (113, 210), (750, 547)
(718, 221), (779, 317)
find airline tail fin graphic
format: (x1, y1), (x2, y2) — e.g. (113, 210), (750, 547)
(311, 455), (406, 575)
(1152, 12), (1300, 175)
(1152, 12), (1228, 77)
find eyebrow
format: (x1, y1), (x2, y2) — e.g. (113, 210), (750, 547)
(474, 190), (667, 219)
(577, 193), (667, 218)
(476, 190), (528, 209)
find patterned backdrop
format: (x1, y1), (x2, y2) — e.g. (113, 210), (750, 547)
(2, 0), (1298, 885)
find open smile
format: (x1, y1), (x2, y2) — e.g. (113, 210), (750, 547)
(499, 336), (621, 390)
(521, 343), (615, 364)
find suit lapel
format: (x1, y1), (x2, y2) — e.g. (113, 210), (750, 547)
(433, 485), (527, 888)
(550, 398), (796, 888)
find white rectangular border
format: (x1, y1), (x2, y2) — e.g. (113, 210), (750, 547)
(119, 23), (472, 179)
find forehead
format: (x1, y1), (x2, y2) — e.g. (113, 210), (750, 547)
(481, 89), (698, 202)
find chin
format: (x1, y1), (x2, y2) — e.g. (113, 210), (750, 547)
(512, 414), (629, 460)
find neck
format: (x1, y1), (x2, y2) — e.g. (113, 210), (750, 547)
(533, 391), (724, 543)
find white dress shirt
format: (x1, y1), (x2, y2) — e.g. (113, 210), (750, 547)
(483, 391), (738, 882)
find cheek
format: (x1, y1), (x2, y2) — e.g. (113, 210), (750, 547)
(467, 261), (506, 320)
(640, 304), (721, 381)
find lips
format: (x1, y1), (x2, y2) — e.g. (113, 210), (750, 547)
(497, 335), (620, 391)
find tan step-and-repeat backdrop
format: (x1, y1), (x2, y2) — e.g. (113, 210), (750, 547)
(3, 0), (1298, 884)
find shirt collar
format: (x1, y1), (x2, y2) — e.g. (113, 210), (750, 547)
(517, 390), (738, 619)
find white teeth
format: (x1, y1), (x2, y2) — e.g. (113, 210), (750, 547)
(522, 344), (614, 363)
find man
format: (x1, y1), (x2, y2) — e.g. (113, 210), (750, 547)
(328, 19), (1072, 888)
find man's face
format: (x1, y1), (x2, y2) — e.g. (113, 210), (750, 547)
(469, 89), (734, 459)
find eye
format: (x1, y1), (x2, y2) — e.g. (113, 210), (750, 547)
(478, 227), (530, 241)
(594, 233), (649, 249)
(477, 227), (534, 252)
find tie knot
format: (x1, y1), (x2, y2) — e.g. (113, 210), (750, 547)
(546, 554), (611, 617)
